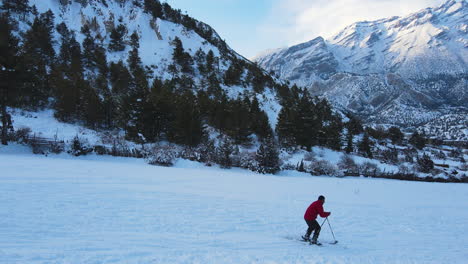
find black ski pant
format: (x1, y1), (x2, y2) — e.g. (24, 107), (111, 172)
(305, 219), (321, 240)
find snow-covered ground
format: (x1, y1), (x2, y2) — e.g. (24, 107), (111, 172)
(1, 145), (467, 264)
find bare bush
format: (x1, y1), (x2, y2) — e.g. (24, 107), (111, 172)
(281, 163), (297, 171)
(337, 154), (359, 174)
(303, 151), (316, 162)
(309, 160), (340, 177)
(9, 126), (32, 143)
(398, 164), (412, 174)
(433, 150), (446, 160)
(359, 162), (381, 176)
(379, 148), (399, 164)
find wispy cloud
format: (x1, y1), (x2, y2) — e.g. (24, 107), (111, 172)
(258, 0), (445, 48)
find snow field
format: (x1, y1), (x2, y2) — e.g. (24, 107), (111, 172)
(0, 148), (467, 264)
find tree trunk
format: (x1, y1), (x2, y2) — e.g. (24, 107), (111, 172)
(1, 71), (8, 145)
(1, 94), (7, 145)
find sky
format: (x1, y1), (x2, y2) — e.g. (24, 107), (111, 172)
(166, 0), (448, 59)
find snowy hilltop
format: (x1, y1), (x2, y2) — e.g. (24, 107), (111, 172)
(255, 0), (468, 141)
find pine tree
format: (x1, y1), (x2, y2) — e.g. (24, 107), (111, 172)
(226, 98), (251, 144)
(19, 10), (56, 107)
(417, 153), (434, 173)
(388, 126), (404, 144)
(144, 0), (163, 18)
(276, 106), (297, 147)
(255, 136), (280, 174)
(323, 114), (343, 150)
(345, 132), (353, 154)
(358, 133), (373, 158)
(171, 37), (193, 75)
(223, 62), (243, 86)
(81, 25), (98, 70)
(168, 91), (204, 146)
(109, 24), (127, 52)
(0, 13), (19, 145)
(217, 137), (234, 169)
(297, 160), (305, 172)
(295, 92), (319, 150)
(346, 115), (363, 135)
(409, 131), (426, 150)
(1, 0), (30, 17)
(122, 32), (151, 142)
(205, 50), (216, 73)
(147, 79), (174, 141)
(53, 26), (85, 122)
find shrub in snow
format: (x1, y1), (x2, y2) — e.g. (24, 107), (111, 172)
(9, 126), (31, 143)
(433, 150), (446, 160)
(338, 154), (359, 174)
(49, 135), (65, 154)
(448, 148), (462, 159)
(180, 147), (202, 162)
(459, 163), (468, 172)
(403, 148), (417, 163)
(69, 136), (93, 156)
(303, 151), (316, 162)
(398, 164), (413, 175)
(359, 162), (380, 176)
(110, 139), (132, 157)
(281, 163), (297, 171)
(239, 151), (258, 171)
(379, 148), (399, 164)
(417, 153), (435, 173)
(93, 145), (107, 155)
(309, 160), (340, 177)
(146, 145), (179, 167)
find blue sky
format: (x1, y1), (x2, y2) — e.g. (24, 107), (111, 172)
(166, 0), (446, 59)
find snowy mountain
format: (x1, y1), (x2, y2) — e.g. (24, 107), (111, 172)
(1, 0), (290, 146)
(23, 0), (272, 92)
(256, 0), (468, 140)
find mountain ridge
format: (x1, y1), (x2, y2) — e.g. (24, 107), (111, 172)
(255, 0), (467, 140)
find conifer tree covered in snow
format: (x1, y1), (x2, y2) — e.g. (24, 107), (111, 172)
(255, 137), (280, 174)
(217, 137), (234, 169)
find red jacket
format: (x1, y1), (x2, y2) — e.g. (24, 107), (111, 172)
(304, 200), (330, 221)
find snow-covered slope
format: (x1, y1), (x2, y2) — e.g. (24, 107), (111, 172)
(1, 148), (468, 263)
(256, 0), (468, 140)
(3, 0), (286, 134)
(28, 0), (222, 79)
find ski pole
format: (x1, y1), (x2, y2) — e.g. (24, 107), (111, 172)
(326, 217), (338, 243)
(320, 218), (327, 227)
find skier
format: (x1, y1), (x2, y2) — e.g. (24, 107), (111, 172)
(302, 195), (331, 244)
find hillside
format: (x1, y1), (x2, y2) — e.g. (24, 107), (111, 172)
(255, 0), (468, 140)
(1, 0), (289, 146)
